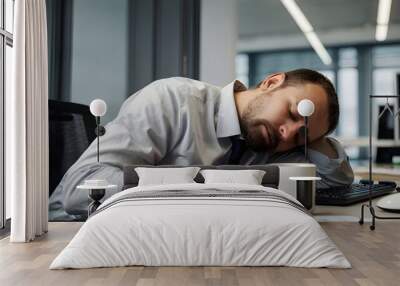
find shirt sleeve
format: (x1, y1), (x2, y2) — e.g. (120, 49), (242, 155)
(265, 137), (354, 189)
(49, 81), (180, 218)
(308, 137), (354, 189)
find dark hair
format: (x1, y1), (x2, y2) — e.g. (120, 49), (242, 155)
(258, 68), (339, 135)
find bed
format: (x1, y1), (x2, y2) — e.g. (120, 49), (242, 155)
(50, 165), (350, 269)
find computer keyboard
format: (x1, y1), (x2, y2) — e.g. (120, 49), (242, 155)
(316, 180), (397, 206)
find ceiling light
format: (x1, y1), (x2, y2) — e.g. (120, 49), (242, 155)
(376, 0), (392, 41)
(280, 0), (332, 65)
(304, 32), (332, 65)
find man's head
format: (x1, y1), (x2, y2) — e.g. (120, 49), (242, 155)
(239, 69), (339, 153)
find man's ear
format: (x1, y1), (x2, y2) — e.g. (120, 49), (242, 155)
(258, 73), (286, 92)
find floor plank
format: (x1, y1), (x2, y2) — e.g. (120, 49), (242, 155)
(0, 222), (399, 286)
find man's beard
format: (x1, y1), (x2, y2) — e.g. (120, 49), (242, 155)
(240, 96), (279, 152)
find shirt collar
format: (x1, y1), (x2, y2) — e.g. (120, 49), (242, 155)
(216, 80), (247, 138)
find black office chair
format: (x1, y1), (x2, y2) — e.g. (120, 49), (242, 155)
(49, 100), (97, 196)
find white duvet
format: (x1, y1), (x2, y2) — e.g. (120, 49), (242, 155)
(50, 183), (351, 269)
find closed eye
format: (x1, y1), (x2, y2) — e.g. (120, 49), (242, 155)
(289, 107), (300, 121)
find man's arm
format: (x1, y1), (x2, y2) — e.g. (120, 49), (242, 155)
(267, 136), (354, 188)
(309, 136), (338, 159)
(49, 82), (179, 218)
(308, 137), (354, 188)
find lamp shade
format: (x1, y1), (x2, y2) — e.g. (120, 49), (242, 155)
(297, 99), (315, 117)
(90, 99), (107, 117)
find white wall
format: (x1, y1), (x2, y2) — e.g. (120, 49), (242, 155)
(69, 0), (129, 123)
(200, 0), (238, 86)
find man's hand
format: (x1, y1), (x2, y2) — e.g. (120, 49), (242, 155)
(309, 137), (338, 159)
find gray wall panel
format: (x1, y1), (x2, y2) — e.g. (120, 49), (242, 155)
(47, 0), (200, 121)
(154, 0), (182, 78)
(69, 0), (129, 123)
(128, 0), (155, 94)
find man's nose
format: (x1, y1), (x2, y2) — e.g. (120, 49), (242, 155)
(279, 122), (303, 141)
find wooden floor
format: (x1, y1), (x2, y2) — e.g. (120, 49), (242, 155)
(1, 222), (400, 286)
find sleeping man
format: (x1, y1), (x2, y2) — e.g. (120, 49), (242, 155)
(49, 68), (354, 220)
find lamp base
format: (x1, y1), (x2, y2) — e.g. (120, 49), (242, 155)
(296, 180), (313, 210)
(88, 189), (105, 216)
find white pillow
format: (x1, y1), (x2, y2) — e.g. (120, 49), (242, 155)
(135, 167), (201, 186)
(200, 169), (266, 185)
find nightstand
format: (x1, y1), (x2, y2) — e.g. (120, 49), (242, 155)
(289, 176), (321, 211)
(77, 182), (117, 216)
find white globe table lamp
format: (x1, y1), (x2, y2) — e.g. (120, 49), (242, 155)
(297, 99), (315, 159)
(297, 99), (315, 117)
(77, 99), (113, 216)
(290, 99), (319, 213)
(90, 99), (107, 163)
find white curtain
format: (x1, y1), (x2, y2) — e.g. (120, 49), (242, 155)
(8, 0), (49, 242)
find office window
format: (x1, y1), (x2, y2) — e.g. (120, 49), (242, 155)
(235, 54), (249, 87)
(338, 68), (359, 158)
(372, 68), (400, 141)
(372, 46), (400, 142)
(373, 45), (400, 68)
(337, 48), (358, 132)
(338, 69), (358, 137)
(373, 68), (400, 95)
(372, 46), (400, 96)
(339, 47), (358, 68)
(249, 49), (333, 87)
(337, 48), (359, 156)
(318, 70), (335, 86)
(1, 0), (13, 229)
(372, 45), (400, 96)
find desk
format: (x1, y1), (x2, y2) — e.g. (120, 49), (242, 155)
(313, 165), (400, 221)
(354, 168), (400, 183)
